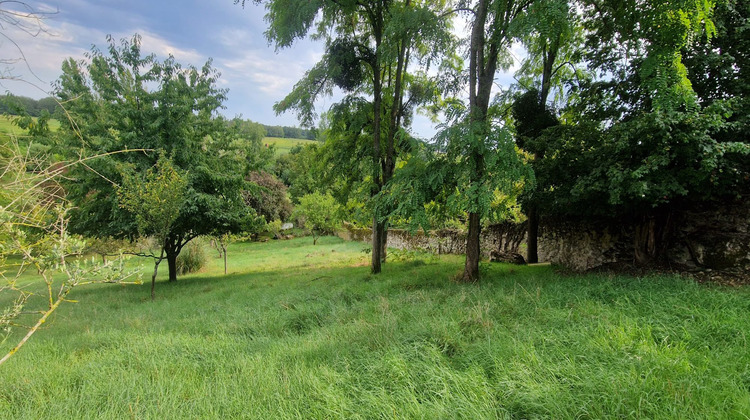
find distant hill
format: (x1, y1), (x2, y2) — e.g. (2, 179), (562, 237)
(0, 95), (60, 117)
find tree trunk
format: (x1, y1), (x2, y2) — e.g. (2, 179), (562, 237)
(151, 258), (161, 301)
(461, 0), (498, 282)
(370, 24), (384, 275)
(166, 251), (178, 282)
(527, 205), (539, 264)
(371, 218), (383, 274)
(633, 211), (673, 266)
(462, 212), (481, 282)
(222, 246), (227, 275)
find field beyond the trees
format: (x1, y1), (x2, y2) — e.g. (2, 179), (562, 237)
(1, 237), (748, 418)
(263, 136), (317, 155)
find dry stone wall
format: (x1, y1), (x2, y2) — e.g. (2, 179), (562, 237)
(339, 200), (750, 273)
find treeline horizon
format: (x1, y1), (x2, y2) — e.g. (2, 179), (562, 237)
(0, 94), (317, 140)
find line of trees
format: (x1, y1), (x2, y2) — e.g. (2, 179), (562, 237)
(262, 124), (316, 140)
(0, 94), (318, 141)
(0, 95), (59, 117)
(243, 0), (749, 280)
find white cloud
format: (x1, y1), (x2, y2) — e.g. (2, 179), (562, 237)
(0, 19), (97, 95)
(136, 30), (205, 64)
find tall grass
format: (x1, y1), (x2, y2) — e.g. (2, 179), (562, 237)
(0, 237), (748, 418)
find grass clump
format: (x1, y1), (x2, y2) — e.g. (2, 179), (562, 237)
(175, 240), (207, 275)
(0, 236), (748, 419)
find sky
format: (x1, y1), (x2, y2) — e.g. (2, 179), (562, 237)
(0, 1), (521, 139)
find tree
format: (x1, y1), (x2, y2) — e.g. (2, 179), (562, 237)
(227, 117), (274, 172)
(294, 192), (341, 245)
(242, 0), (452, 273)
(243, 170), (293, 223)
(445, 0), (533, 281)
(273, 143), (322, 203)
(117, 154), (187, 300)
(514, 0), (749, 265)
(55, 34), (263, 282)
(511, 89), (559, 263)
(510, 0), (582, 263)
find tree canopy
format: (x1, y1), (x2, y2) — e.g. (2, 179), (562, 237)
(54, 34), (265, 281)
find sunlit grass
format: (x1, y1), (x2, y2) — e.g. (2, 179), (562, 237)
(263, 136), (317, 155)
(0, 237), (748, 418)
(0, 115), (60, 136)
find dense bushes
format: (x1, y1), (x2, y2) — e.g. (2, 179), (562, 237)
(244, 171), (293, 223)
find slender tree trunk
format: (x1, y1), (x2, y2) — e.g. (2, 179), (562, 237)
(151, 256), (162, 301)
(371, 218), (383, 273)
(463, 212), (481, 282)
(222, 245), (227, 275)
(462, 0), (498, 282)
(632, 210), (673, 266)
(527, 206), (539, 264)
(633, 221), (654, 265)
(371, 27), (384, 275)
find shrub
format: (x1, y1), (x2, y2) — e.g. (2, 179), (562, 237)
(243, 171), (293, 222)
(176, 240), (207, 275)
(293, 192), (341, 244)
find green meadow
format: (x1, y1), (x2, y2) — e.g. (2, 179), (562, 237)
(263, 136), (317, 155)
(0, 237), (748, 419)
(0, 115), (60, 138)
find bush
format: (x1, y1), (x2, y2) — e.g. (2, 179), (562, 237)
(293, 192), (341, 244)
(243, 171), (293, 222)
(176, 240), (207, 275)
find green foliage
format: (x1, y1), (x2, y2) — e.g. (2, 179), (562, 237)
(243, 170), (293, 223)
(294, 192), (341, 244)
(274, 143), (325, 203)
(226, 118), (274, 171)
(265, 219), (284, 239)
(581, 0), (717, 111)
(0, 95), (60, 117)
(117, 154), (187, 241)
(327, 38), (369, 91)
(53, 34), (265, 280)
(519, 0), (749, 225)
(432, 115), (533, 225)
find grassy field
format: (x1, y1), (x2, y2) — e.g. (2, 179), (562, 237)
(0, 237), (749, 419)
(264, 136), (317, 155)
(0, 115), (60, 137)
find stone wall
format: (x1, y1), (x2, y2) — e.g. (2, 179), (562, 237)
(339, 200), (750, 273)
(537, 222), (629, 271)
(535, 201), (750, 273)
(670, 203), (750, 272)
(339, 222), (526, 259)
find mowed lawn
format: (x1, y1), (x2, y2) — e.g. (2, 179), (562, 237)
(0, 237), (748, 419)
(263, 136), (316, 155)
